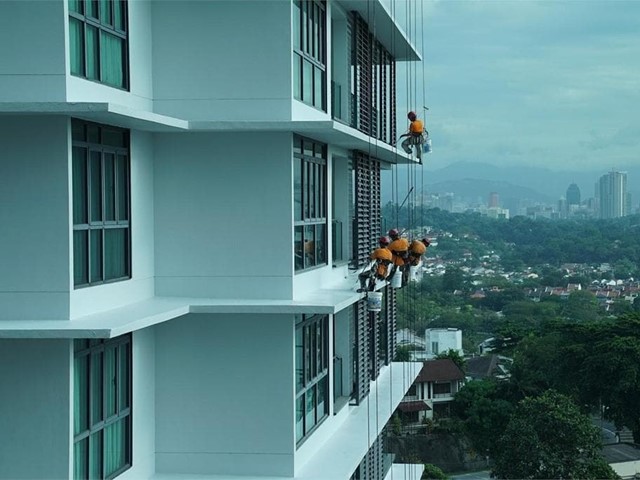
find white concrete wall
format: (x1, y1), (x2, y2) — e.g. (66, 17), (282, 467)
(425, 328), (463, 355)
(0, 116), (71, 320)
(152, 0), (292, 122)
(0, 1), (67, 102)
(0, 339), (71, 479)
(66, 0), (154, 112)
(153, 131), (294, 299)
(70, 130), (155, 318)
(154, 313), (295, 477)
(119, 328), (157, 480)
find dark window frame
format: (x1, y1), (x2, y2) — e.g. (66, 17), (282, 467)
(295, 314), (329, 445)
(68, 0), (130, 90)
(73, 334), (132, 479)
(293, 0), (327, 110)
(72, 119), (131, 288)
(294, 135), (328, 272)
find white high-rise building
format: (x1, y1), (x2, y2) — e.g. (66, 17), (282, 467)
(599, 170), (629, 219)
(0, 1), (424, 479)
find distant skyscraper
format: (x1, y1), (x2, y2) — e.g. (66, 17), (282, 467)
(488, 192), (499, 208)
(566, 183), (581, 206)
(599, 171), (628, 219)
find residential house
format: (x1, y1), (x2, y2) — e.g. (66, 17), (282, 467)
(399, 359), (465, 423)
(0, 1), (425, 479)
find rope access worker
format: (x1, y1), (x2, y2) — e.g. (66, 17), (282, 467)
(358, 236), (393, 292)
(388, 228), (409, 285)
(403, 238), (431, 285)
(400, 111), (425, 161)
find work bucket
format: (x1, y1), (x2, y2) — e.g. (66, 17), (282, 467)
(423, 138), (432, 153)
(367, 291), (383, 312)
(409, 265), (420, 282)
(391, 269), (403, 289)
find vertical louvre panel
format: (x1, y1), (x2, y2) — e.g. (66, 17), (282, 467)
(386, 285), (396, 363)
(354, 299), (370, 404)
(369, 311), (380, 380)
(353, 153), (381, 268)
(390, 59), (397, 142)
(355, 433), (387, 480)
(350, 13), (396, 145)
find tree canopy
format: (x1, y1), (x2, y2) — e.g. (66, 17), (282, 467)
(492, 391), (618, 480)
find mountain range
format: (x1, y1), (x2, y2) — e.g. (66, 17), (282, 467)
(382, 161), (640, 208)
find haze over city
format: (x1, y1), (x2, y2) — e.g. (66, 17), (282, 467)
(394, 0), (640, 172)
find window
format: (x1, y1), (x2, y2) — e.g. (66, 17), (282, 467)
(292, 0), (326, 110)
(294, 136), (327, 271)
(295, 314), (329, 444)
(72, 119), (130, 287)
(433, 382), (452, 395)
(68, 0), (129, 89)
(74, 335), (132, 479)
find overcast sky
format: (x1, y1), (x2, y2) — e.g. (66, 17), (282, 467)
(394, 0), (640, 172)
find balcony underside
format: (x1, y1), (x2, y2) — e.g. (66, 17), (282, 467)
(0, 102), (419, 165)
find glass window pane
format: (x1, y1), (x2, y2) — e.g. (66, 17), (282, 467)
(293, 1), (301, 51)
(304, 325), (311, 382)
(73, 147), (88, 224)
(104, 418), (126, 476)
(69, 18), (84, 76)
(72, 120), (85, 141)
(294, 226), (304, 271)
(305, 386), (316, 433)
(103, 129), (125, 147)
(74, 438), (88, 480)
(86, 25), (99, 80)
(69, 0), (83, 14)
(90, 352), (103, 425)
(86, 0), (98, 18)
(90, 151), (102, 222)
(75, 339), (89, 352)
(114, 0), (125, 31)
(296, 396), (304, 442)
(104, 153), (115, 221)
(99, 0), (112, 25)
(116, 155), (128, 221)
(308, 163), (316, 218)
(317, 376), (327, 421)
(90, 229), (102, 284)
(105, 346), (117, 417)
(303, 140), (313, 157)
(104, 228), (127, 280)
(87, 124), (100, 143)
(293, 54), (302, 101)
(118, 343), (129, 410)
(303, 59), (313, 103)
(295, 327), (304, 392)
(89, 432), (103, 480)
(74, 355), (89, 435)
(294, 158), (302, 222)
(314, 66), (324, 109)
(100, 32), (124, 88)
(304, 225), (315, 267)
(74, 230), (88, 286)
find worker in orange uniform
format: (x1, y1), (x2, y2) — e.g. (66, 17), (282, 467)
(387, 228), (409, 286)
(400, 111), (425, 161)
(404, 238), (430, 285)
(358, 236), (393, 292)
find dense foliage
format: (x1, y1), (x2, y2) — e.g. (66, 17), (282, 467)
(492, 391), (618, 479)
(383, 205), (640, 273)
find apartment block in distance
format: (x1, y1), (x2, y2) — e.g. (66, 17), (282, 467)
(0, 1), (424, 479)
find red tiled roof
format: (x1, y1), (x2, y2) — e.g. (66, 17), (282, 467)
(398, 400), (431, 412)
(415, 359), (465, 383)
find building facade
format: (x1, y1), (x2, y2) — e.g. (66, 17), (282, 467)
(599, 170), (629, 219)
(0, 1), (425, 479)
